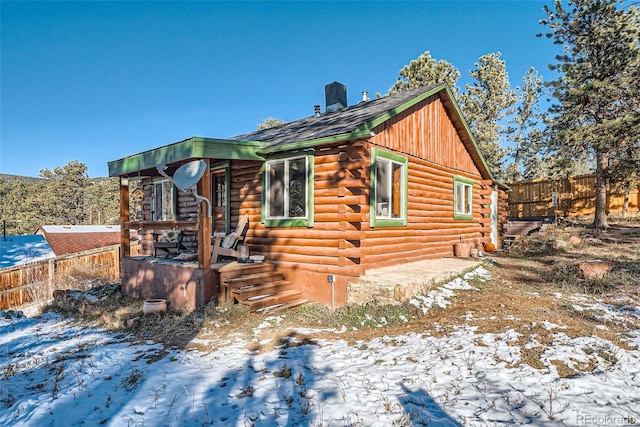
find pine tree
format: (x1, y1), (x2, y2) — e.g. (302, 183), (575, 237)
(388, 51), (461, 98)
(540, 0), (640, 228)
(39, 161), (90, 225)
(506, 67), (549, 181)
(257, 117), (286, 130)
(459, 52), (517, 180)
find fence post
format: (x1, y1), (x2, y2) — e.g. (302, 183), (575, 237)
(48, 258), (55, 298)
(114, 246), (120, 282)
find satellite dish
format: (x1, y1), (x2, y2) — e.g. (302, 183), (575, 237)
(156, 160), (211, 218)
(173, 160), (207, 192)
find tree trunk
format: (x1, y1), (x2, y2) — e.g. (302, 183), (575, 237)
(622, 183), (631, 218)
(593, 151), (609, 229)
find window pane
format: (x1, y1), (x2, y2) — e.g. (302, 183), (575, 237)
(464, 185), (472, 214)
(391, 163), (402, 218)
(214, 175), (226, 207)
(455, 182), (472, 215)
(376, 160), (390, 217)
(268, 162), (285, 217)
(152, 183), (162, 220)
(455, 183), (464, 214)
(288, 158), (306, 218)
(162, 181), (173, 220)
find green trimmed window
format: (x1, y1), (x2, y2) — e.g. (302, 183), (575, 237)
(454, 176), (473, 220)
(264, 154), (314, 227)
(370, 148), (408, 227)
(151, 179), (176, 221)
(214, 174), (226, 208)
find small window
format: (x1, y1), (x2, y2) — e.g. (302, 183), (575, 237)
(214, 175), (226, 207)
(454, 176), (473, 220)
(370, 148), (408, 227)
(264, 154), (313, 227)
(151, 179), (175, 221)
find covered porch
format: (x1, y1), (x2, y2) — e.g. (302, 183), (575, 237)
(109, 137), (269, 309)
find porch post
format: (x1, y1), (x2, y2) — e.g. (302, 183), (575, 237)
(119, 177), (130, 258)
(198, 160), (212, 267)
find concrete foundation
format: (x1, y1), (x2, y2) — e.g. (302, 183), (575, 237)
(120, 257), (217, 310)
(347, 258), (482, 305)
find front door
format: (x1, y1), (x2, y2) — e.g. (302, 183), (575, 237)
(211, 170), (229, 234)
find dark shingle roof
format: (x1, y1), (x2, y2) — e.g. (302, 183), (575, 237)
(230, 85), (439, 147)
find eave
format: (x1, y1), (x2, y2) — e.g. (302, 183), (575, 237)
(108, 137), (265, 177)
(253, 129), (373, 155)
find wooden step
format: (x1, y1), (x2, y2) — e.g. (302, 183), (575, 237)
(225, 271), (285, 290)
(244, 289), (303, 312)
(218, 261), (275, 276)
(232, 280), (292, 301)
(256, 298), (309, 314)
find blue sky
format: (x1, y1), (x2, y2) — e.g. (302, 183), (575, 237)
(1, 0), (556, 178)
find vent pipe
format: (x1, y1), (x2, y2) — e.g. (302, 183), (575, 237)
(314, 105), (321, 117)
(362, 91), (369, 102)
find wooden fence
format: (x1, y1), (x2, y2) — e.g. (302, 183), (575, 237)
(508, 174), (640, 218)
(0, 245), (122, 311)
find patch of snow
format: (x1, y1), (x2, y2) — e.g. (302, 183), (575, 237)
(1, 266), (639, 426)
(542, 320), (568, 330)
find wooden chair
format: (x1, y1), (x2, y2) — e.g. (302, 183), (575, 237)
(153, 229), (185, 257)
(211, 214), (250, 263)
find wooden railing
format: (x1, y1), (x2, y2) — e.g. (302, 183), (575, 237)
(0, 244), (129, 311)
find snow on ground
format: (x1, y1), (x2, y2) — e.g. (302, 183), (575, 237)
(1, 267), (639, 426)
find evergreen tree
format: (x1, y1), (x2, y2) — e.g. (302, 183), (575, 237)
(506, 67), (549, 181)
(1, 162), (120, 234)
(459, 52), (517, 180)
(39, 161), (90, 225)
(257, 117), (286, 130)
(85, 178), (120, 224)
(388, 51), (461, 97)
(540, 0), (640, 228)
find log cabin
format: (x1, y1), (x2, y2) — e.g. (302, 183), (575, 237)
(108, 83), (508, 311)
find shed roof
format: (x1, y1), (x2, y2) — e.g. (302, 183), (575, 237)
(108, 84), (496, 182)
(35, 225), (121, 256)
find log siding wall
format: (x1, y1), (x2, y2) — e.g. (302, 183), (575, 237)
(131, 94), (503, 306)
(360, 145), (492, 269)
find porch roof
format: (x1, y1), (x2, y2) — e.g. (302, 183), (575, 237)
(107, 137), (264, 177)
